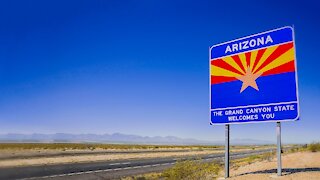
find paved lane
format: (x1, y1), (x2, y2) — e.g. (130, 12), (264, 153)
(0, 149), (276, 180)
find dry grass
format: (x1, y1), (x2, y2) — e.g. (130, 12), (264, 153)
(0, 143), (275, 151)
(122, 173), (162, 180)
(162, 159), (221, 180)
(231, 152), (275, 170)
(121, 158), (222, 180)
(122, 159), (222, 180)
(308, 142), (320, 152)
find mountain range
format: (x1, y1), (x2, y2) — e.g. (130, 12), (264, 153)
(0, 133), (273, 145)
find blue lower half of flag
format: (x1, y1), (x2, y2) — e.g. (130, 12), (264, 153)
(211, 72), (298, 109)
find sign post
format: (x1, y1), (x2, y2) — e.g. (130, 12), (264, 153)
(209, 26), (299, 177)
(225, 124), (230, 178)
(277, 122), (282, 176)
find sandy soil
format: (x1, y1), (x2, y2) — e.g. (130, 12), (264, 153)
(223, 152), (320, 180)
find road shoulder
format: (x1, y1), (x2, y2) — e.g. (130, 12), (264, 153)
(225, 151), (320, 179)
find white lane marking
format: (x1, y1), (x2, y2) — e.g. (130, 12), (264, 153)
(109, 162), (131, 165)
(160, 163), (170, 166)
(93, 170), (103, 173)
(21, 161), (177, 179)
(109, 163), (120, 165)
(103, 169), (113, 172)
(84, 171), (93, 174)
(158, 162), (175, 166)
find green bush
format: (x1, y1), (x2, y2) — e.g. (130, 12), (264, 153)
(308, 142), (320, 152)
(162, 160), (221, 180)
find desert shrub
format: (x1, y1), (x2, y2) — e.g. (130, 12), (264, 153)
(289, 146), (305, 153)
(162, 160), (221, 180)
(122, 173), (162, 180)
(232, 151), (275, 167)
(134, 177), (147, 180)
(308, 142), (320, 152)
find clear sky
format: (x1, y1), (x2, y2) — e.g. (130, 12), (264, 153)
(0, 0), (319, 143)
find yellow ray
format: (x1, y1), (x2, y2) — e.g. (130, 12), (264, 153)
(256, 48), (295, 74)
(253, 45), (278, 72)
(211, 65), (242, 77)
(222, 56), (245, 74)
(250, 50), (258, 71)
(238, 53), (247, 69)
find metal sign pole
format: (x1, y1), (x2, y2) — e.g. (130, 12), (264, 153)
(225, 124), (230, 178)
(276, 122), (282, 176)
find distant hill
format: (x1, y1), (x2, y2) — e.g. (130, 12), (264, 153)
(0, 133), (273, 145)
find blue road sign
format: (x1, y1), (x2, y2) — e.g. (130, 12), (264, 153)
(209, 26), (299, 125)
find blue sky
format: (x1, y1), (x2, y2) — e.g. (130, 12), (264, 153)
(0, 0), (319, 143)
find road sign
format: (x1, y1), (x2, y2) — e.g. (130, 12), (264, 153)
(209, 26), (299, 125)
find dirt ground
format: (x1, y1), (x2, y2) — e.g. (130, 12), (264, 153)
(223, 151), (320, 180)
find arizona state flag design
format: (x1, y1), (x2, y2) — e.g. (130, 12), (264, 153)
(210, 27), (299, 124)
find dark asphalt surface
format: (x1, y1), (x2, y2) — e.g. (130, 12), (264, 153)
(0, 148), (277, 180)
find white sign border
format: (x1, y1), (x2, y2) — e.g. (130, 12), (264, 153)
(209, 26), (300, 125)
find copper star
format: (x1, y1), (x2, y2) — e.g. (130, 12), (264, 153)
(236, 67), (262, 93)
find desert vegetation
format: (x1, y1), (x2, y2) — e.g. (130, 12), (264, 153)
(231, 152), (275, 171)
(162, 160), (221, 180)
(0, 143), (276, 151)
(125, 159), (222, 180)
(308, 142), (320, 152)
(0, 143), (222, 150)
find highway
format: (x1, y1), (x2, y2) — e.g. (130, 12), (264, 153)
(0, 148), (276, 180)
(0, 148), (225, 161)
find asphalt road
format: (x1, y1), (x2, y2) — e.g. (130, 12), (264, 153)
(0, 148), (225, 161)
(0, 148), (276, 180)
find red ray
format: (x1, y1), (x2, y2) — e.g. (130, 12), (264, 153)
(231, 55), (246, 73)
(261, 60), (295, 77)
(211, 76), (237, 84)
(254, 42), (293, 73)
(211, 59), (244, 75)
(245, 52), (251, 67)
(252, 48), (267, 72)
